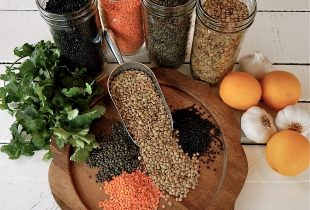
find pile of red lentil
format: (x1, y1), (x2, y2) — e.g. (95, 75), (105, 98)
(89, 70), (222, 210)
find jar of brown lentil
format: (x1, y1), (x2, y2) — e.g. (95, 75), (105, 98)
(142, 0), (196, 68)
(191, 0), (257, 85)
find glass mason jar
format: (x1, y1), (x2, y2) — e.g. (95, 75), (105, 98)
(142, 0), (196, 68)
(99, 0), (144, 55)
(36, 0), (106, 77)
(191, 0), (257, 85)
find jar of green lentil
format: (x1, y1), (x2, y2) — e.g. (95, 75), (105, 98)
(191, 0), (257, 85)
(142, 0), (196, 68)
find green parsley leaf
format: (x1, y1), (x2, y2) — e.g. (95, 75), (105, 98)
(0, 41), (105, 162)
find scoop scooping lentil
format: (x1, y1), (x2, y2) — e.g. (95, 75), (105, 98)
(86, 122), (141, 183)
(110, 70), (200, 200)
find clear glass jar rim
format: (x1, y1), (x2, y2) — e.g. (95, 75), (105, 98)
(36, 0), (97, 25)
(142, 0), (196, 17)
(197, 0), (257, 24)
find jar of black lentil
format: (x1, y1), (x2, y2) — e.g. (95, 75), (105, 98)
(36, 0), (106, 77)
(191, 0), (257, 85)
(142, 0), (196, 68)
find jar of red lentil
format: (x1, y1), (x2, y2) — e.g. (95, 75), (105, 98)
(142, 0), (196, 68)
(191, 0), (257, 85)
(99, 0), (144, 55)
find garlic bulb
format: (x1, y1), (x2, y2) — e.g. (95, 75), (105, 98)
(241, 106), (277, 143)
(275, 104), (310, 139)
(239, 52), (273, 80)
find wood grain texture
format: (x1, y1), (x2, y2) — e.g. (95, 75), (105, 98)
(48, 68), (247, 210)
(0, 12), (309, 64)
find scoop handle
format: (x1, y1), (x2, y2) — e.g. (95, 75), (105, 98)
(103, 29), (124, 65)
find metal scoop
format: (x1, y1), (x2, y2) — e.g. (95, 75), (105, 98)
(103, 29), (173, 144)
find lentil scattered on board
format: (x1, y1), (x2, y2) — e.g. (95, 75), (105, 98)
(86, 123), (141, 183)
(191, 0), (254, 85)
(110, 70), (200, 200)
(100, 0), (144, 55)
(43, 0), (105, 76)
(99, 170), (161, 210)
(143, 0), (194, 68)
(172, 105), (221, 157)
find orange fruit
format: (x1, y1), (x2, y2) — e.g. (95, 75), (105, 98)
(266, 130), (310, 176)
(261, 71), (301, 110)
(219, 72), (262, 110)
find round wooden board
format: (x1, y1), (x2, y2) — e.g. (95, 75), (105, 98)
(48, 68), (248, 210)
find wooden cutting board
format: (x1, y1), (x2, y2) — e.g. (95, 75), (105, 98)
(48, 68), (248, 210)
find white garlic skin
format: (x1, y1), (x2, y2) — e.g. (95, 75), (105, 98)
(239, 52), (273, 80)
(275, 104), (310, 139)
(241, 106), (277, 143)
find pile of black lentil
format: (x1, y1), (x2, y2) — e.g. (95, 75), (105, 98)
(44, 0), (104, 76)
(86, 123), (141, 183)
(172, 105), (221, 157)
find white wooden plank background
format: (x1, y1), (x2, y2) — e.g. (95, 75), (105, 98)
(0, 11), (309, 63)
(0, 0), (309, 11)
(0, 0), (309, 210)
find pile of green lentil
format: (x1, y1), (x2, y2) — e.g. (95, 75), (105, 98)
(110, 70), (199, 201)
(87, 123), (141, 183)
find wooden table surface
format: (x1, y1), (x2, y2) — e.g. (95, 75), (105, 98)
(0, 0), (309, 209)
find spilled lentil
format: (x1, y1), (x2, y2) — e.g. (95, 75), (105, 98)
(86, 123), (141, 183)
(99, 170), (161, 210)
(110, 70), (199, 200)
(172, 105), (221, 157)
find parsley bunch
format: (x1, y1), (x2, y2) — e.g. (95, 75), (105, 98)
(0, 41), (105, 162)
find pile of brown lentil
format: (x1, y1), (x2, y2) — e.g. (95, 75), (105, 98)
(110, 70), (199, 201)
(86, 123), (141, 183)
(191, 0), (250, 85)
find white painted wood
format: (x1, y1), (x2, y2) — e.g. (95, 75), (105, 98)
(0, 146), (308, 210)
(0, 0), (308, 11)
(0, 11), (309, 64)
(0, 0), (37, 10)
(242, 145), (310, 182)
(0, 151), (60, 210)
(235, 146), (310, 210)
(239, 12), (310, 64)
